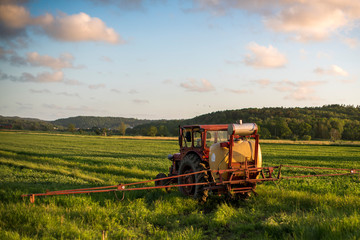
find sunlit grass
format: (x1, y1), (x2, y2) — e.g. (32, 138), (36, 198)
(0, 131), (359, 239)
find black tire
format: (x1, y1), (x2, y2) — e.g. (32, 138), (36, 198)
(178, 154), (209, 201)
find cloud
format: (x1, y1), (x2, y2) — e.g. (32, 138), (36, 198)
(89, 0), (163, 11)
(314, 65), (348, 76)
(342, 37), (359, 48)
(88, 83), (106, 89)
(128, 89), (139, 94)
(57, 92), (80, 97)
(26, 52), (79, 70)
(225, 88), (248, 94)
(190, 0), (360, 42)
(0, 2), (122, 43)
(39, 12), (122, 44)
(42, 103), (107, 113)
(64, 79), (84, 85)
(254, 79), (271, 86)
(30, 89), (51, 93)
(244, 42), (287, 68)
(162, 79), (173, 84)
(19, 71), (64, 83)
(133, 99), (149, 104)
(274, 79), (326, 101)
(0, 3), (31, 39)
(100, 56), (113, 62)
(111, 88), (121, 93)
(264, 2), (348, 42)
(180, 79), (215, 92)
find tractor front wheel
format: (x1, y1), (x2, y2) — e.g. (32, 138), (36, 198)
(178, 154), (209, 201)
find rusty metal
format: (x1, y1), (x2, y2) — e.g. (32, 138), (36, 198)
(22, 164), (360, 203)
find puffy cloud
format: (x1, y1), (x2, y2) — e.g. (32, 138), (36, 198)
(244, 42), (287, 68)
(0, 3), (31, 39)
(314, 65), (348, 76)
(0, 2), (122, 43)
(274, 79), (326, 101)
(191, 0), (360, 42)
(26, 52), (77, 70)
(180, 79), (215, 92)
(19, 71), (64, 83)
(39, 12), (121, 44)
(264, 2), (348, 42)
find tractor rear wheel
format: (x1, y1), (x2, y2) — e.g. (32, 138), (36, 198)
(178, 154), (209, 201)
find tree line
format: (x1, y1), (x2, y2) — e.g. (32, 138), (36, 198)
(1, 105), (359, 140)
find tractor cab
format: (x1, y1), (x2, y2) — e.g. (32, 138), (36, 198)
(170, 125), (230, 173)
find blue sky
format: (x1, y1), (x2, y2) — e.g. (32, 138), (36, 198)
(0, 0), (359, 120)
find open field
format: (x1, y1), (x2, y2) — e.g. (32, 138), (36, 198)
(0, 131), (360, 239)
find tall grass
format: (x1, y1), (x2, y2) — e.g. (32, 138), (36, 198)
(0, 131), (359, 239)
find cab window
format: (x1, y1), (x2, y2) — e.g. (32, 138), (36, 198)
(182, 129), (192, 147)
(193, 130), (202, 148)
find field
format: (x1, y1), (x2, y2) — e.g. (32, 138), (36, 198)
(0, 131), (360, 239)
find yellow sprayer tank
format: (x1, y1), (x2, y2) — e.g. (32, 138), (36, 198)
(209, 140), (262, 181)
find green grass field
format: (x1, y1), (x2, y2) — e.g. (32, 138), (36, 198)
(0, 131), (359, 239)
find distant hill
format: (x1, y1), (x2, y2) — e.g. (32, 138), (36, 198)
(51, 116), (152, 129)
(128, 105), (360, 140)
(1, 105), (359, 140)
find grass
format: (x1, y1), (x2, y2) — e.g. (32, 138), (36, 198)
(0, 131), (359, 239)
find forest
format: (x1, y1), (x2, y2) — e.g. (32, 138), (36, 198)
(1, 105), (359, 141)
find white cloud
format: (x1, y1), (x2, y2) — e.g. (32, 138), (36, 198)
(20, 71), (64, 83)
(265, 2), (348, 42)
(314, 65), (348, 76)
(0, 4), (31, 29)
(0, 2), (122, 43)
(191, 0), (360, 42)
(273, 79), (326, 101)
(26, 52), (77, 70)
(180, 79), (215, 92)
(244, 42), (287, 68)
(38, 12), (121, 44)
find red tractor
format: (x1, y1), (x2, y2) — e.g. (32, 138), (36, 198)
(156, 123), (261, 201)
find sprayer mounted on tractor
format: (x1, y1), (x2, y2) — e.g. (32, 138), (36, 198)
(22, 122), (359, 203)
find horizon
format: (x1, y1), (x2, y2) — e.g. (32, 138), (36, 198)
(1, 104), (358, 122)
(1, 1), (359, 121)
